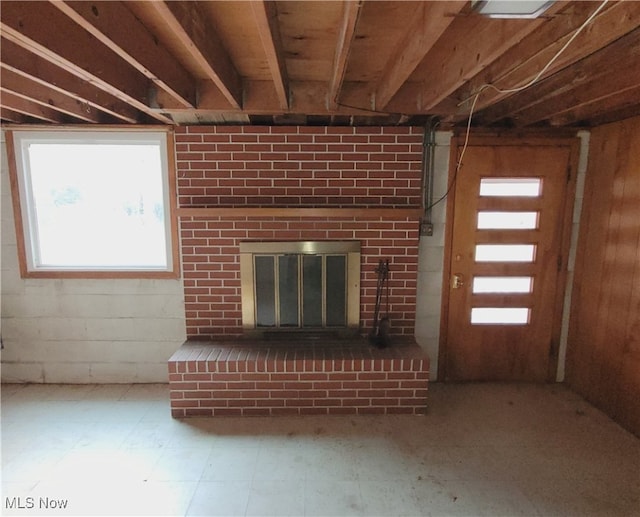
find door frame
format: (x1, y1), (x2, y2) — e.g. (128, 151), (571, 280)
(438, 131), (580, 382)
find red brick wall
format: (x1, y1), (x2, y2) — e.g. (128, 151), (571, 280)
(169, 341), (429, 417)
(175, 126), (424, 339)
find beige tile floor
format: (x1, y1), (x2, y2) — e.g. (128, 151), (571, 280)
(1, 382), (639, 516)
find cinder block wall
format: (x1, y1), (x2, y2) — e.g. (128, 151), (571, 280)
(0, 132), (187, 383)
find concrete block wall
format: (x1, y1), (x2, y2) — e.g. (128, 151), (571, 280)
(414, 132), (452, 381)
(0, 133), (187, 383)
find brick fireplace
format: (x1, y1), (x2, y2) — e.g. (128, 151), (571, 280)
(168, 125), (429, 416)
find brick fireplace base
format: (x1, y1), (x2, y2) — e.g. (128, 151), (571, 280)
(168, 338), (429, 417)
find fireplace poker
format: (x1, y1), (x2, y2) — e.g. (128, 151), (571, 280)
(370, 259), (391, 348)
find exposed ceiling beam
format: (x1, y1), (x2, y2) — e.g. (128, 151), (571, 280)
(514, 55), (640, 127)
(550, 85), (640, 126)
(554, 89), (640, 127)
(51, 0), (197, 109)
(452, 1), (640, 122)
(410, 4), (564, 112)
(0, 1), (172, 124)
(0, 66), (103, 123)
(0, 38), (139, 124)
(475, 27), (640, 126)
(1, 107), (27, 124)
(0, 89), (65, 123)
(250, 0), (289, 110)
(374, 1), (464, 110)
(328, 0), (363, 109)
(145, 1), (242, 109)
(193, 79), (393, 116)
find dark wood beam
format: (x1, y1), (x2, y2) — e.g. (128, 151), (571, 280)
(328, 0), (363, 109)
(52, 1), (196, 108)
(374, 1), (464, 110)
(0, 1), (172, 124)
(145, 1), (242, 109)
(0, 89), (65, 123)
(1, 38), (139, 124)
(250, 0), (289, 110)
(452, 1), (640, 122)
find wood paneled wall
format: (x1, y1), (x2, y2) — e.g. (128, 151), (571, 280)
(566, 116), (640, 437)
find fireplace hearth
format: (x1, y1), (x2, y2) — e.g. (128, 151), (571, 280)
(169, 337), (429, 417)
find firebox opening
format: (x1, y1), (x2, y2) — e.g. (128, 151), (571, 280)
(240, 241), (361, 339)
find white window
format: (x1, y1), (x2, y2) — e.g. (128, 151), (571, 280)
(9, 130), (178, 277)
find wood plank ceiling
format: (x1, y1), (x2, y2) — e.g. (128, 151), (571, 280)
(1, 0), (639, 128)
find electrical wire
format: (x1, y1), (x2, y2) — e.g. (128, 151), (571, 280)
(426, 0), (610, 213)
(458, 0), (609, 104)
(423, 92), (481, 213)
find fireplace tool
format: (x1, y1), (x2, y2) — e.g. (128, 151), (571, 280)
(370, 259), (391, 348)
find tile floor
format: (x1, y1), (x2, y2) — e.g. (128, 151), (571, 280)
(1, 382), (639, 516)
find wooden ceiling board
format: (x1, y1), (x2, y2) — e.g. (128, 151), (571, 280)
(476, 27), (640, 125)
(1, 0), (638, 128)
(125, 1), (211, 81)
(345, 1), (422, 82)
(277, 1), (344, 81)
(450, 1), (640, 123)
(201, 1), (272, 80)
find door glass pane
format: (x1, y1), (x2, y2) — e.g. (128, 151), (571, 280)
(325, 255), (346, 327)
(479, 178), (541, 197)
(477, 211), (538, 229)
(302, 255), (322, 327)
(278, 255), (299, 327)
(475, 244), (536, 262)
(255, 256), (276, 327)
(471, 307), (530, 324)
(473, 276), (533, 293)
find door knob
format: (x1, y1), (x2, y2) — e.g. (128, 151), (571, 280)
(452, 273), (464, 289)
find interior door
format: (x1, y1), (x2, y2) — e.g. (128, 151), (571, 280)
(443, 138), (577, 381)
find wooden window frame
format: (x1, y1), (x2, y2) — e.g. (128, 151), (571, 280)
(6, 126), (180, 279)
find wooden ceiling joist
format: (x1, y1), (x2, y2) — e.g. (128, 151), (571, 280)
(0, 38), (139, 124)
(0, 0), (637, 129)
(550, 85), (640, 128)
(1, 107), (27, 124)
(453, 1), (640, 122)
(553, 87), (640, 127)
(0, 89), (64, 123)
(51, 1), (197, 109)
(514, 58), (640, 127)
(145, 1), (243, 109)
(0, 1), (172, 124)
(250, 0), (289, 110)
(476, 27), (640, 126)
(0, 66), (102, 123)
(412, 4), (564, 113)
(373, 1), (464, 111)
(328, 0), (363, 109)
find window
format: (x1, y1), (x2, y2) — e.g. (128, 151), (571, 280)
(8, 130), (178, 277)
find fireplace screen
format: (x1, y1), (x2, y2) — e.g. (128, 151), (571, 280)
(240, 241), (360, 335)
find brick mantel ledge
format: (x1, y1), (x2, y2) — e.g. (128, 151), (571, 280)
(168, 338), (429, 417)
